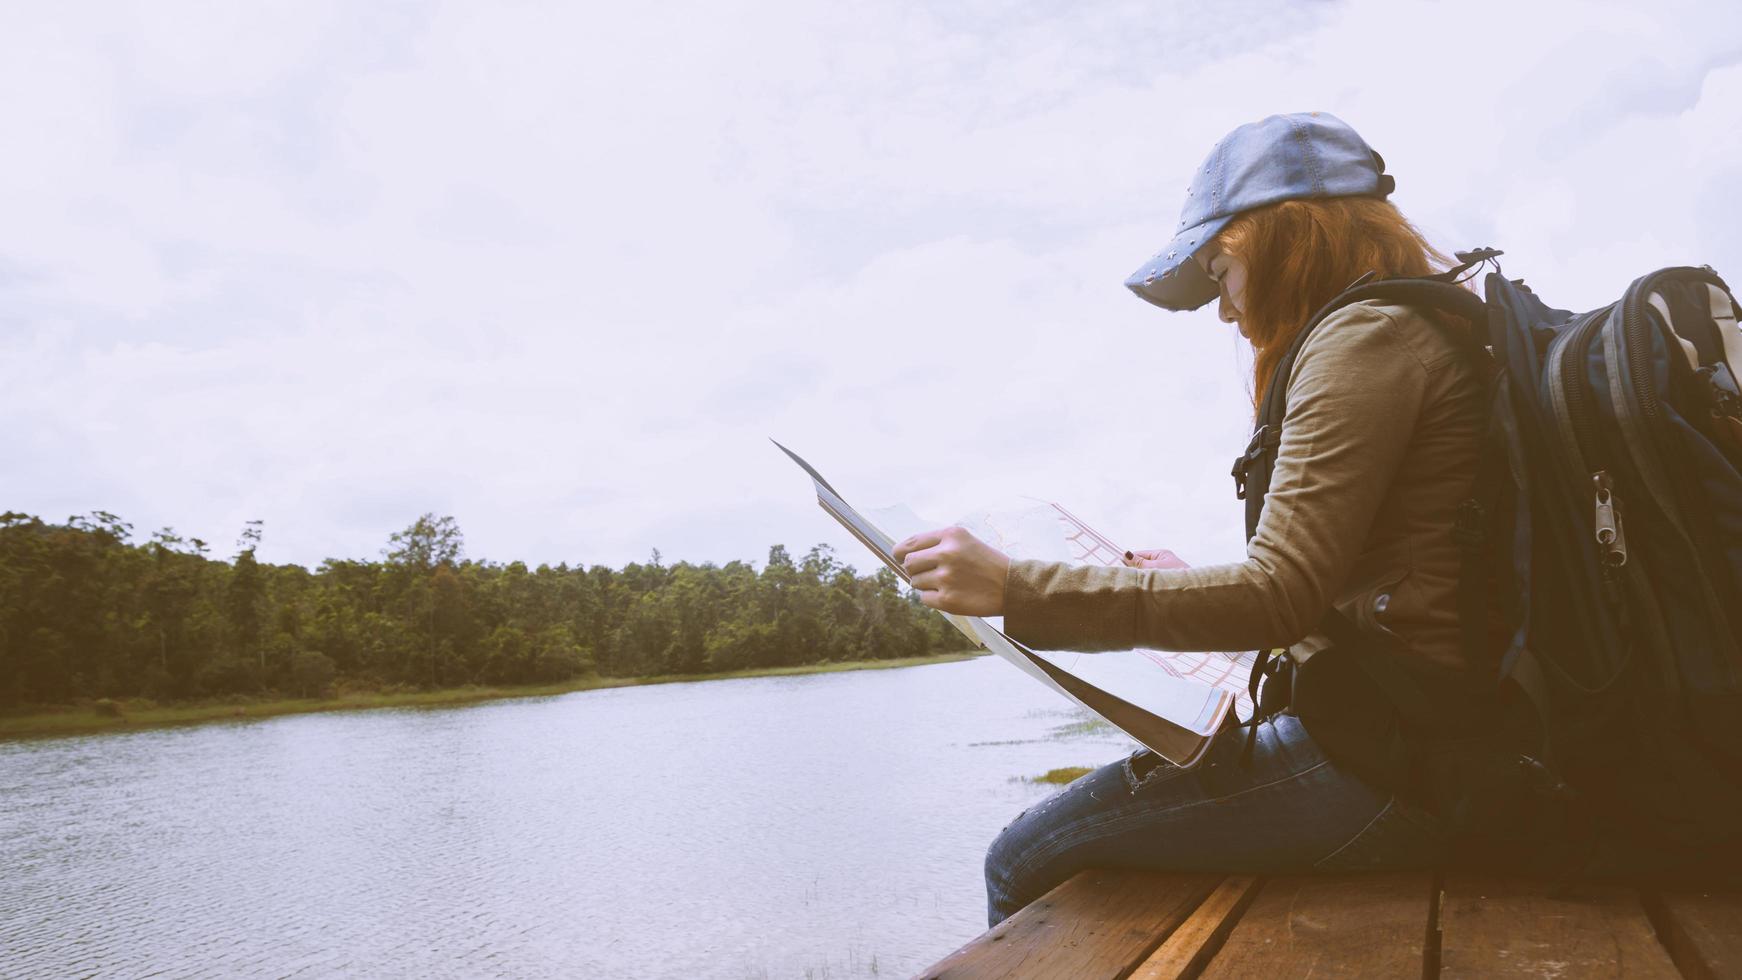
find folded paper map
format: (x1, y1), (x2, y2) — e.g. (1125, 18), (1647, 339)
(774, 440), (1256, 768)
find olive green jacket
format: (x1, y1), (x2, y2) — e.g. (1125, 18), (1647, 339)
(1003, 299), (1485, 672)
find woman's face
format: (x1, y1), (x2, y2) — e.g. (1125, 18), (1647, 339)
(1194, 246), (1249, 331)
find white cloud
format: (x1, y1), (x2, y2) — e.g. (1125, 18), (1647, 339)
(2, 0), (1738, 572)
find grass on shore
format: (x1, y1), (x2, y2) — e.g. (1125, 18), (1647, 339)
(0, 650), (985, 740)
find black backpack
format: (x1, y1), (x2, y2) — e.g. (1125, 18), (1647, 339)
(1236, 249), (1742, 876)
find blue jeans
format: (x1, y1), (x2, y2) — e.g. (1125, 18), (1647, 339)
(984, 713), (1448, 926)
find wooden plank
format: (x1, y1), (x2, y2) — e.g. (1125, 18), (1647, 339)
(1439, 874), (1680, 978)
(1197, 872), (1434, 979)
(918, 870), (1220, 980)
(1128, 875), (1263, 980)
(1645, 890), (1742, 980)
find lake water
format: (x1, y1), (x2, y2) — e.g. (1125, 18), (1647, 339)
(0, 657), (1136, 978)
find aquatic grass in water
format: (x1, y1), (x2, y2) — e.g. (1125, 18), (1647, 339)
(969, 708), (1128, 748)
(1020, 766), (1095, 785)
(1047, 717), (1118, 740)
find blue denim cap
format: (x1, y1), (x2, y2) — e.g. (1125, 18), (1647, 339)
(1125, 112), (1395, 311)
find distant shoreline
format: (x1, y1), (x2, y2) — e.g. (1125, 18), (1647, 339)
(0, 651), (985, 741)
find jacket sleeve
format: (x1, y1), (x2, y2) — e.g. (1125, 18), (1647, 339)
(1002, 303), (1431, 652)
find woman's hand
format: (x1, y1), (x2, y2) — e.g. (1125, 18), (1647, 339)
(1121, 548), (1190, 570)
(892, 526), (1011, 616)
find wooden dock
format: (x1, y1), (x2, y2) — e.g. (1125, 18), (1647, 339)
(918, 870), (1741, 978)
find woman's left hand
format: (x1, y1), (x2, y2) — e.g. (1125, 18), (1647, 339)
(892, 526), (1011, 616)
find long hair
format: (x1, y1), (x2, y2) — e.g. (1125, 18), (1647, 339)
(1211, 197), (1455, 406)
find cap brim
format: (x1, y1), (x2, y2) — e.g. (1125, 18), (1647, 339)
(1123, 213), (1234, 311)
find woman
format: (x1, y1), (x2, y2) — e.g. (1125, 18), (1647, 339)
(891, 112), (1487, 925)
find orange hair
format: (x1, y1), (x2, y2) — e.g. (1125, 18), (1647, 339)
(1211, 197), (1457, 407)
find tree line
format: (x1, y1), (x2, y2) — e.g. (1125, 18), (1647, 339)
(0, 510), (971, 708)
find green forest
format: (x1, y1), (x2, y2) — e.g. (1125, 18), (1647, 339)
(0, 510), (970, 709)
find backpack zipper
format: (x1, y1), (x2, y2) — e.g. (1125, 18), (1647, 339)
(1591, 470), (1627, 568)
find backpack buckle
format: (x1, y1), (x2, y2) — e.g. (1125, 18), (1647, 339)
(1231, 425), (1279, 501)
(1426, 247), (1505, 284)
(1453, 247), (1504, 266)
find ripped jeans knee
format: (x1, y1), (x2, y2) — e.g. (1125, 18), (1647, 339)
(1121, 748), (1183, 793)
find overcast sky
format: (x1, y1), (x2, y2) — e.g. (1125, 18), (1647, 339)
(3, 0), (1739, 573)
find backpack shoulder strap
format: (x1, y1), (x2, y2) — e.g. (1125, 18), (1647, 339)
(1235, 258), (1498, 542)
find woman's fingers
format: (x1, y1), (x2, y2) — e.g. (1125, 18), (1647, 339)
(908, 571), (959, 612)
(893, 530), (946, 564)
(1129, 548), (1190, 570)
(901, 549), (942, 576)
(893, 526), (1010, 616)
(908, 570), (953, 611)
(896, 526), (965, 574)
